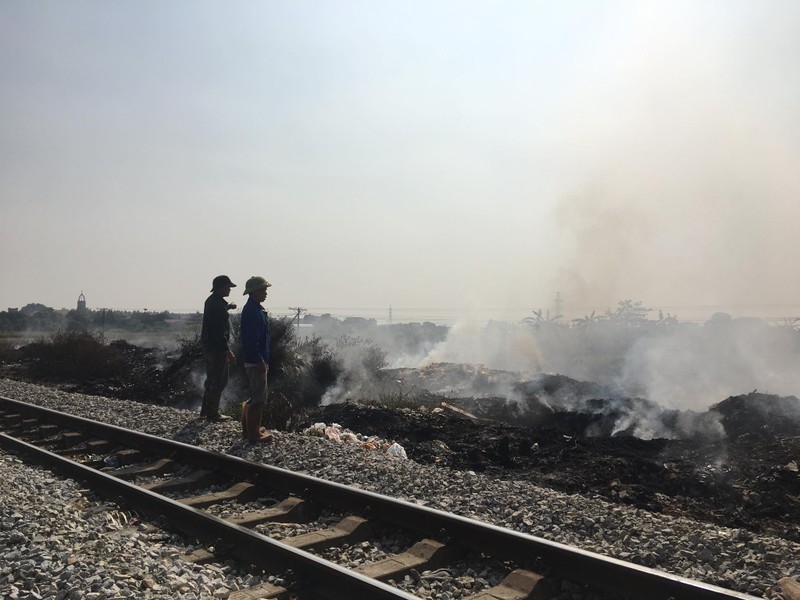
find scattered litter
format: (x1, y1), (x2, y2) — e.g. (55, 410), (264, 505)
(303, 422), (407, 459)
(386, 442), (408, 460)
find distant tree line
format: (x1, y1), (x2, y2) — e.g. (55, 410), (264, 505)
(300, 313), (449, 358)
(514, 299), (800, 384)
(0, 303), (199, 334)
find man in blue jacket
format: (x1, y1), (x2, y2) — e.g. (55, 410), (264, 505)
(240, 276), (272, 442)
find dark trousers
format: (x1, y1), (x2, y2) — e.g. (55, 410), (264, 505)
(201, 349), (228, 418)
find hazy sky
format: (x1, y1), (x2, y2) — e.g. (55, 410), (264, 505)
(2, 1), (799, 323)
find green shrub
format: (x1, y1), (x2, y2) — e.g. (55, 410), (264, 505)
(334, 334), (388, 373)
(294, 335), (341, 408)
(9, 316), (377, 421)
(21, 331), (126, 381)
(264, 317), (297, 383)
(0, 338), (19, 363)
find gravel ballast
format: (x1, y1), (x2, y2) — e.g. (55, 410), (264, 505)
(1, 379), (798, 600)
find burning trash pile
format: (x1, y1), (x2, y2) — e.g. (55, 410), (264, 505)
(302, 422), (408, 459)
(301, 363), (800, 542)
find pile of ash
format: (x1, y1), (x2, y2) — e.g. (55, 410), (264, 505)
(383, 364), (724, 441)
(712, 392), (800, 439)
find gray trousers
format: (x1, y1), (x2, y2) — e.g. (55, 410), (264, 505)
(244, 366), (268, 408)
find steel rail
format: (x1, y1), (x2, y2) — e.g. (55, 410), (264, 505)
(0, 430), (417, 600)
(0, 396), (762, 600)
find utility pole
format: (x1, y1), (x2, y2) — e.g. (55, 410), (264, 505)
(389, 304), (392, 325)
(288, 307), (306, 338)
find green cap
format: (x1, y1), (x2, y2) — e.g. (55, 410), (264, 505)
(243, 276), (272, 295)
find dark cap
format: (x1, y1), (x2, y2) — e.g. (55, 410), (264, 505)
(210, 275), (237, 292)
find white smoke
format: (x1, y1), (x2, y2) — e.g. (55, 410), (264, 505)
(616, 318), (800, 410)
(552, 2), (800, 311)
(420, 320), (542, 375)
(377, 314), (798, 438)
(321, 336), (387, 405)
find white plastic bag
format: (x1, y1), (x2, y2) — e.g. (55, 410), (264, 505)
(386, 442), (407, 459)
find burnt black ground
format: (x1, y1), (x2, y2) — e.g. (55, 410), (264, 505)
(298, 392), (800, 543)
(3, 342), (798, 543)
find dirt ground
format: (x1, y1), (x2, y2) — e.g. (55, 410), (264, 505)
(298, 365), (800, 543)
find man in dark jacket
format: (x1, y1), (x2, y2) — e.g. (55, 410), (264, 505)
(200, 275), (237, 422)
(240, 275), (272, 442)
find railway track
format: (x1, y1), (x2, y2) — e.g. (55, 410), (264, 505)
(0, 395), (762, 600)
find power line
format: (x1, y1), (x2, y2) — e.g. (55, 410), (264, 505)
(288, 306), (307, 336)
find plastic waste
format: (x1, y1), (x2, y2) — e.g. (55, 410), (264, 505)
(324, 426), (341, 442)
(303, 423), (327, 437)
(304, 422), (396, 454)
(386, 442), (407, 460)
(103, 455), (120, 468)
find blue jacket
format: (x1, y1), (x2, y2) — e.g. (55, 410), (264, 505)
(241, 297), (270, 364)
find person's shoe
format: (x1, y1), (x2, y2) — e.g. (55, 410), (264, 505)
(248, 430), (273, 444)
(207, 414), (232, 422)
(240, 404), (267, 438)
(246, 406), (272, 442)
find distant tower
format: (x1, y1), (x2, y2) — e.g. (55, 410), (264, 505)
(553, 291), (562, 318)
(389, 305), (393, 325)
(77, 292), (87, 312)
